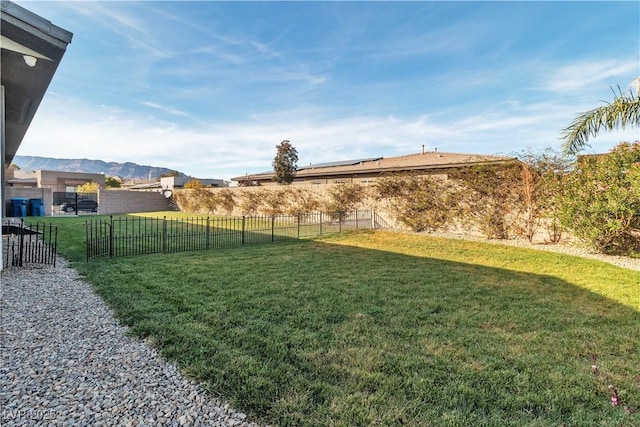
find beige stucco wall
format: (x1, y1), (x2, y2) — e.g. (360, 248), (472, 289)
(173, 184), (401, 229)
(97, 189), (175, 215)
(4, 187), (175, 216)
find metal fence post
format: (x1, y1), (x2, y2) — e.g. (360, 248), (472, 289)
(162, 216), (168, 253)
(18, 219), (24, 267)
(297, 213), (300, 239)
(50, 224), (58, 267)
(85, 220), (89, 262)
(271, 215), (275, 242)
(206, 217), (210, 250)
(319, 211), (323, 235)
(242, 216), (246, 245)
(109, 216), (114, 258)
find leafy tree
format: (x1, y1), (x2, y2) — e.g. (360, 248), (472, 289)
(559, 141), (640, 253)
(76, 181), (99, 193)
(105, 176), (121, 188)
(184, 179), (202, 189)
(272, 140), (298, 185)
(561, 78), (640, 154)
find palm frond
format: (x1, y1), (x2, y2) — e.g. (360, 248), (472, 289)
(561, 90), (640, 155)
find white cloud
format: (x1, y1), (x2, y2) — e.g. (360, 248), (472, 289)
(18, 88), (638, 181)
(61, 1), (173, 59)
(141, 101), (190, 117)
(539, 59), (638, 94)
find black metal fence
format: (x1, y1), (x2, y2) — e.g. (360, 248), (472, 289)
(86, 210), (386, 260)
(2, 219), (58, 268)
(53, 192), (99, 215)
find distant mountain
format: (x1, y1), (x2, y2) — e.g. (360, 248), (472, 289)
(12, 156), (185, 180)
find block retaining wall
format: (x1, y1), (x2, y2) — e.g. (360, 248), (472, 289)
(3, 188), (175, 216)
(97, 190), (175, 215)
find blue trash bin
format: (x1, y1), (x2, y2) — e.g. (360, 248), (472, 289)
(29, 198), (45, 216)
(10, 198), (28, 217)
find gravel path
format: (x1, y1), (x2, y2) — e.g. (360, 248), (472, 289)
(0, 258), (261, 427)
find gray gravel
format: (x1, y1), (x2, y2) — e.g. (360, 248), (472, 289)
(1, 258), (261, 427)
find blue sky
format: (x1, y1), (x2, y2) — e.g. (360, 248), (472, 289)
(15, 1), (640, 180)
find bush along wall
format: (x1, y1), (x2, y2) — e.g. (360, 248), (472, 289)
(172, 183), (370, 218)
(559, 141), (640, 254)
(172, 142), (639, 255)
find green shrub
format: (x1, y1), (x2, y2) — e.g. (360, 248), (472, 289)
(560, 141), (640, 254)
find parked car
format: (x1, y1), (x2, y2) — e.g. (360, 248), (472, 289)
(60, 199), (98, 213)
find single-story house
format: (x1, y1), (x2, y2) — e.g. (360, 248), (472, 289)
(232, 150), (516, 186)
(35, 170), (105, 191)
(5, 166), (37, 187)
(1, 1), (72, 269)
(161, 176), (228, 191)
(6, 168), (105, 191)
(121, 179), (161, 191)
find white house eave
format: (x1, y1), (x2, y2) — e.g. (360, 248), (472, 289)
(0, 35), (52, 60)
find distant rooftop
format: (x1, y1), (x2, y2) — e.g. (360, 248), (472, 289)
(298, 157), (383, 171)
(232, 151), (515, 182)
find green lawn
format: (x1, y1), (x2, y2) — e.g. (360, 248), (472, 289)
(43, 215), (640, 426)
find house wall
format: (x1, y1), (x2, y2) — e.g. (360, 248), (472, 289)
(161, 176), (228, 190)
(241, 170), (450, 186)
(97, 189), (175, 215)
(36, 170), (106, 192)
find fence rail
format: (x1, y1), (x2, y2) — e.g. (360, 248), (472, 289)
(53, 191), (98, 215)
(2, 219), (58, 268)
(86, 210), (384, 260)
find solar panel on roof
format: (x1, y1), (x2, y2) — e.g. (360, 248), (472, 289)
(298, 157), (383, 170)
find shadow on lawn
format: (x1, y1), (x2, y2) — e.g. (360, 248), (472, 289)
(79, 236), (640, 427)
